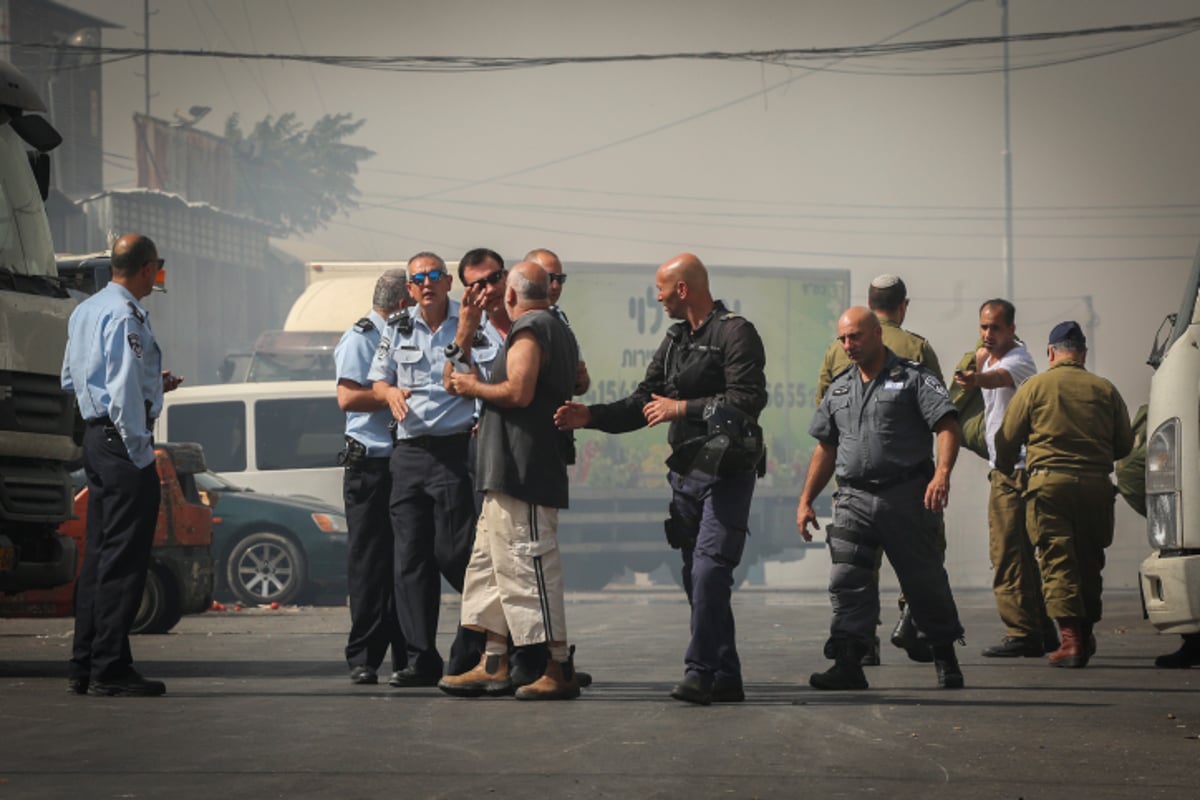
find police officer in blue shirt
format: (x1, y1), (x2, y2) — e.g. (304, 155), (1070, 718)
(60, 233), (182, 697)
(369, 251), (501, 686)
(337, 268), (412, 685)
(797, 306), (965, 691)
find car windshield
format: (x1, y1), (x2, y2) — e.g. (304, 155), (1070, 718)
(195, 470), (245, 492)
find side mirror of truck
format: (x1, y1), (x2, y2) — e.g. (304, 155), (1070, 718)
(1146, 312), (1178, 370)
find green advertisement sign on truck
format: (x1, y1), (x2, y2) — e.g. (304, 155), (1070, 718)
(556, 263), (850, 588)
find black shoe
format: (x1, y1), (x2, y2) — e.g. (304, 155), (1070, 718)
(670, 672), (713, 705)
(981, 636), (1044, 658)
(67, 677), (88, 695)
(388, 666), (441, 688)
(710, 680), (745, 703)
(575, 670), (593, 688)
(932, 642), (964, 689)
(1042, 631), (1061, 654)
(890, 607), (933, 663)
(1155, 635), (1200, 668)
(860, 636), (881, 666)
(810, 640), (869, 691)
(349, 666), (378, 685)
(86, 671), (166, 697)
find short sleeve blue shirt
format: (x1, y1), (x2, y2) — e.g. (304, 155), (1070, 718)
(366, 299), (501, 438)
(60, 282), (163, 469)
(334, 309), (393, 458)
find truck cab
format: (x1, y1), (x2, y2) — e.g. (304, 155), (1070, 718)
(1140, 242), (1200, 633)
(0, 60), (79, 594)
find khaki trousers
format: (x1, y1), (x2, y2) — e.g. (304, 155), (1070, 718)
(460, 491), (568, 647)
(988, 469), (1052, 638)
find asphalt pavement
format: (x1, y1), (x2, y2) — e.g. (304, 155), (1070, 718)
(1, 586), (1197, 799)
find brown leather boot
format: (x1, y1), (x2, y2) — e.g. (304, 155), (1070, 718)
(437, 653), (512, 697)
(1048, 619), (1089, 668)
(514, 653), (580, 701)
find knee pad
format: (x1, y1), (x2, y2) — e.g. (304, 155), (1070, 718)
(827, 525), (880, 571)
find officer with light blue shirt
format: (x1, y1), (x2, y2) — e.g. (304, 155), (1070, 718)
(60, 233), (182, 698)
(369, 251), (501, 685)
(337, 268), (412, 686)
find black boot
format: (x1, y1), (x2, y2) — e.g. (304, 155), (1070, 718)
(810, 640), (869, 691)
(931, 642), (964, 689)
(890, 606), (933, 663)
(1155, 634), (1200, 668)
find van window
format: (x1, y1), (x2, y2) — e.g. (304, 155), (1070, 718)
(167, 401), (247, 472)
(254, 396), (343, 470)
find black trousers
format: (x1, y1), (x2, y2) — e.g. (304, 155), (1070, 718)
(389, 434), (480, 675)
(71, 424), (160, 682)
(343, 457), (406, 672)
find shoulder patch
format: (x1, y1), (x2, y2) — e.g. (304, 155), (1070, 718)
(831, 385), (850, 397)
(375, 336), (391, 360)
(471, 329), (490, 348)
(353, 317), (375, 333)
(924, 374), (949, 398)
(127, 332), (143, 358)
(126, 301), (144, 324)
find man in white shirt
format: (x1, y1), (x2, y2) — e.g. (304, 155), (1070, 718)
(954, 299), (1056, 657)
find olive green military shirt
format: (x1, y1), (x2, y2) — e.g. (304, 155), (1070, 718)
(993, 358), (1134, 475)
(815, 318), (943, 401)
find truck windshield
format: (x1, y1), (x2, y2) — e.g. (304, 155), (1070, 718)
(0, 126), (56, 279)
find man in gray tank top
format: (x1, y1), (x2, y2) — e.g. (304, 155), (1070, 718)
(438, 261), (584, 700)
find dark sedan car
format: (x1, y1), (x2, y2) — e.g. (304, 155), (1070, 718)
(195, 471), (348, 606)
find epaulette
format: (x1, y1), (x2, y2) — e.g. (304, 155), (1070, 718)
(126, 301), (144, 324)
(387, 308), (414, 336)
(353, 317), (375, 333)
(831, 362), (856, 382)
(906, 329), (929, 343)
(720, 311), (743, 321)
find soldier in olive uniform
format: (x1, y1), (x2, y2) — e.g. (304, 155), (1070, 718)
(815, 275), (944, 665)
(798, 307), (965, 691)
(994, 321), (1133, 668)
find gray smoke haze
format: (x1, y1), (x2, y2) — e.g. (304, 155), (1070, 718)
(62, 0), (1200, 587)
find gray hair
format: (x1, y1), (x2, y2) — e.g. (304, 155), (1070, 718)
(407, 251), (446, 272)
(1050, 341), (1086, 357)
(508, 265), (549, 301)
(373, 268), (409, 310)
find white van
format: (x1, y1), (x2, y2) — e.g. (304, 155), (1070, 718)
(155, 381), (344, 508)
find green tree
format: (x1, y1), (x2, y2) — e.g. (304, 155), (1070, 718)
(224, 112), (374, 236)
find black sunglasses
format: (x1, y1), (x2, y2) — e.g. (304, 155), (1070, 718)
(467, 268), (506, 290)
(409, 269), (445, 285)
(548, 273), (567, 285)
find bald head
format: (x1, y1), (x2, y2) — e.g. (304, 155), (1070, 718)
(110, 233), (160, 299)
(504, 261), (551, 319)
(526, 248), (565, 304)
(836, 306), (884, 368)
(655, 252), (714, 325)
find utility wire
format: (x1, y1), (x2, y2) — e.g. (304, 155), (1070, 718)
(13, 15), (1199, 74)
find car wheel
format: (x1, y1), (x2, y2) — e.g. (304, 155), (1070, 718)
(132, 564), (181, 635)
(226, 531), (307, 606)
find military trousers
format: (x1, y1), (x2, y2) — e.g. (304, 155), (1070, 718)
(669, 468), (754, 683)
(826, 479), (963, 646)
(988, 469), (1053, 639)
(1024, 470), (1116, 623)
(343, 456), (406, 673)
(71, 424), (161, 683)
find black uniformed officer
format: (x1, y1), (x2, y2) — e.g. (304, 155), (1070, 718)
(336, 268), (411, 685)
(556, 253), (768, 705)
(61, 233), (182, 697)
(797, 306), (965, 690)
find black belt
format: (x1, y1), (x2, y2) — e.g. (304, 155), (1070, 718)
(396, 431), (471, 449)
(839, 461), (933, 493)
(86, 415), (155, 433)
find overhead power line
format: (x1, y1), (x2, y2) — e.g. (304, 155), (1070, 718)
(10, 16), (1200, 75)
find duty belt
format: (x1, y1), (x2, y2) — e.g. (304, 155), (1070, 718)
(86, 415), (156, 435)
(838, 461), (934, 493)
(395, 431), (471, 449)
